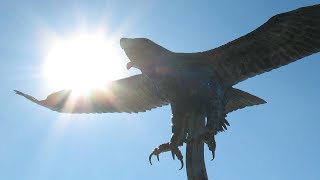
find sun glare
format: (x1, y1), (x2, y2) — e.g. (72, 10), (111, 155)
(43, 29), (126, 95)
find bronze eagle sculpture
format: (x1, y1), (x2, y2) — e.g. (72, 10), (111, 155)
(15, 4), (320, 180)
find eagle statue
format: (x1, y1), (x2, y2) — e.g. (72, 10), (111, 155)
(15, 4), (320, 180)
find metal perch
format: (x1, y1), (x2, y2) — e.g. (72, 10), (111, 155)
(186, 114), (208, 180)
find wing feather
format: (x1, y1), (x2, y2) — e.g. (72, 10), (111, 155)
(201, 4), (320, 86)
(15, 74), (169, 113)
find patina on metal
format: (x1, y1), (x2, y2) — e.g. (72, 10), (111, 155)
(15, 4), (320, 180)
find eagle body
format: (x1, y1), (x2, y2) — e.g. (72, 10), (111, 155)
(152, 55), (226, 132)
(15, 4), (320, 180)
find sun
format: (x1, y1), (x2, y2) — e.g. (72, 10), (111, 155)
(43, 29), (126, 95)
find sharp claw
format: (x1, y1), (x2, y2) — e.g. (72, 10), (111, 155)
(211, 152), (215, 161)
(149, 153), (153, 165)
(148, 142), (184, 169)
(126, 62), (134, 70)
(179, 159), (184, 170)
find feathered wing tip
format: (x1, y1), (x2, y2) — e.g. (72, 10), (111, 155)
(14, 89), (71, 111)
(202, 4), (320, 87)
(14, 90), (53, 110)
(14, 74), (169, 114)
(14, 90), (41, 104)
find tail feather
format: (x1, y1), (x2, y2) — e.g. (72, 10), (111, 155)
(224, 88), (266, 113)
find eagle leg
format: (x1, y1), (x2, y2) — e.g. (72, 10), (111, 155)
(148, 142), (184, 170)
(148, 102), (186, 170)
(203, 94), (227, 160)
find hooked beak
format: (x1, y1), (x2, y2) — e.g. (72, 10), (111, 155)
(126, 62), (134, 70)
(121, 38), (135, 70)
(120, 38), (130, 49)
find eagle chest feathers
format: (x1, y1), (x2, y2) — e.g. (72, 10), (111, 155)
(155, 66), (225, 114)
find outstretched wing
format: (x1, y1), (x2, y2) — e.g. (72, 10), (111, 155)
(15, 74), (169, 113)
(202, 4), (320, 87)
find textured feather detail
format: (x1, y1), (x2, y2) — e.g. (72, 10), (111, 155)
(201, 4), (320, 87)
(224, 88), (266, 113)
(214, 119), (230, 134)
(15, 74), (169, 113)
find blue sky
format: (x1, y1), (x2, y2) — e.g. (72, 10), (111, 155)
(1, 1), (320, 179)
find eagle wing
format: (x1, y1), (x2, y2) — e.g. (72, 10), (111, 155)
(15, 74), (169, 113)
(201, 4), (320, 87)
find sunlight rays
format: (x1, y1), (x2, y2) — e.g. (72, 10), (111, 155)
(42, 28), (127, 95)
(20, 5), (150, 178)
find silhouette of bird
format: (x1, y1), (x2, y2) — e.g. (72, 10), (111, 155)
(15, 4), (320, 179)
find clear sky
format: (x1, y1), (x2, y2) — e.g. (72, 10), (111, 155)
(1, 0), (320, 179)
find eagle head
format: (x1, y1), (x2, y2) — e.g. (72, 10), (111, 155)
(120, 38), (172, 77)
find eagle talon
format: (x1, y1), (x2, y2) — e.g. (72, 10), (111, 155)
(170, 145), (184, 170)
(148, 142), (184, 170)
(211, 151), (215, 161)
(179, 159), (184, 170)
(202, 130), (216, 161)
(149, 153), (154, 165)
(171, 151), (175, 160)
(149, 148), (161, 165)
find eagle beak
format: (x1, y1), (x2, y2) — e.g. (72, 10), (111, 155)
(120, 38), (129, 49)
(126, 62), (134, 70)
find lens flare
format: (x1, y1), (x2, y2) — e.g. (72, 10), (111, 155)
(43, 29), (126, 95)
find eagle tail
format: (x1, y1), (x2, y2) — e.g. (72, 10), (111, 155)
(224, 88), (266, 113)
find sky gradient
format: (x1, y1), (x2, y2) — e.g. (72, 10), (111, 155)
(1, 1), (320, 179)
